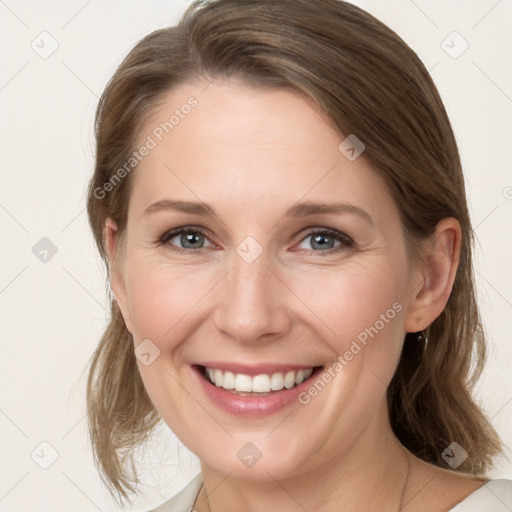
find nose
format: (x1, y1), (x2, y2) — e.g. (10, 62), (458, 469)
(213, 250), (292, 345)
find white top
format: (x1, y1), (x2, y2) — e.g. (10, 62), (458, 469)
(149, 473), (512, 511)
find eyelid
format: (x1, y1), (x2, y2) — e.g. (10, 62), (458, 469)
(157, 225), (354, 254)
(293, 226), (354, 252)
(158, 226), (216, 250)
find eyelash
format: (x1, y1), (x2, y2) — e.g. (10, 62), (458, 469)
(157, 226), (355, 256)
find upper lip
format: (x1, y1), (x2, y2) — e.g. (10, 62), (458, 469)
(194, 362), (321, 376)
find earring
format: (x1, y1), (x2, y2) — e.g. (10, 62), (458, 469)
(417, 330), (428, 351)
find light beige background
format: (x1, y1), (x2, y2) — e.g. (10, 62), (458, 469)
(1, 0), (511, 510)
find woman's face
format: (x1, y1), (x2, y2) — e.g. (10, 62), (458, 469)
(108, 80), (425, 481)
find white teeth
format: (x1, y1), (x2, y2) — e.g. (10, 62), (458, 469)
(214, 369), (223, 387)
(234, 373), (252, 392)
(222, 371), (235, 390)
(270, 372), (284, 391)
(252, 374), (271, 393)
(284, 371), (295, 389)
(204, 367), (315, 392)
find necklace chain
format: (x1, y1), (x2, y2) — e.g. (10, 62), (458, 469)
(398, 449), (412, 511)
(198, 449), (411, 512)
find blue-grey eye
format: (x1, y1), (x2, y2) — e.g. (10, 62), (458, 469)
(160, 228), (215, 251)
(170, 231), (207, 249)
(297, 232), (341, 251)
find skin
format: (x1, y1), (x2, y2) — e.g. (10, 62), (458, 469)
(104, 80), (487, 511)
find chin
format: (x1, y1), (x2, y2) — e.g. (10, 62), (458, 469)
(191, 432), (315, 482)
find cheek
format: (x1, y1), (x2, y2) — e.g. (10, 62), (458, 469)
(124, 259), (211, 345)
(290, 261), (406, 354)
(286, 261), (408, 422)
(122, 261), (205, 427)
(284, 263), (407, 449)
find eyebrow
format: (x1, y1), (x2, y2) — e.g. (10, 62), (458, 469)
(144, 199), (374, 225)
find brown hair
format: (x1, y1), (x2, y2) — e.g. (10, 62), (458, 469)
(85, 0), (504, 506)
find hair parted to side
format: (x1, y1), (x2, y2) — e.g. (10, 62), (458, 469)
(85, 0), (505, 506)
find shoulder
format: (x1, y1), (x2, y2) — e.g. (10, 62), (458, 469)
(402, 454), (512, 511)
(144, 472), (512, 511)
(448, 479), (512, 511)
(147, 473), (203, 512)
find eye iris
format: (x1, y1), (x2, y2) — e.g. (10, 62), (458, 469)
(311, 234), (335, 250)
(181, 232), (204, 248)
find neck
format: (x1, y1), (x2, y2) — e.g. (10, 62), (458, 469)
(195, 401), (413, 512)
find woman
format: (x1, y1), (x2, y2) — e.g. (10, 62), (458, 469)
(85, 0), (512, 510)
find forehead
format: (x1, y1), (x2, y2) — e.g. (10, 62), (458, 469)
(138, 80), (340, 163)
(129, 80), (398, 224)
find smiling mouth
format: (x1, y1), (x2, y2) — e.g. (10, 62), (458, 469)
(196, 365), (323, 396)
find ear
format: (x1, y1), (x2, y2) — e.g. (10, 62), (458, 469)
(104, 217), (133, 334)
(404, 217), (462, 333)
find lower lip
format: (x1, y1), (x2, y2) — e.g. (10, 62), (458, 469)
(192, 365), (322, 416)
